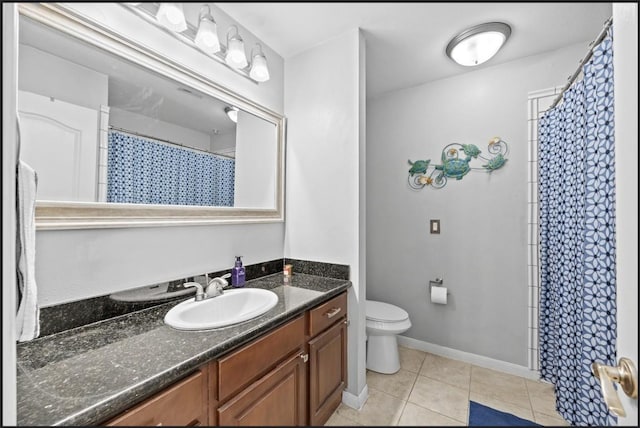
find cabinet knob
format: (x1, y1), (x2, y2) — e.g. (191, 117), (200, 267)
(299, 353), (309, 363)
(325, 307), (342, 319)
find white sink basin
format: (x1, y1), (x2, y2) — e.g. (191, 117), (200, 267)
(164, 288), (278, 331)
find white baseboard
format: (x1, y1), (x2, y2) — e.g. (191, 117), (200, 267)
(397, 336), (540, 380)
(342, 384), (369, 410)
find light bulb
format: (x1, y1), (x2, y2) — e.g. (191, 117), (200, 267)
(195, 17), (220, 53)
(225, 26), (248, 69)
(250, 53), (270, 82)
(156, 3), (187, 32)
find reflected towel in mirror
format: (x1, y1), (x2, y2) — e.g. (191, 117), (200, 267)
(16, 160), (40, 341)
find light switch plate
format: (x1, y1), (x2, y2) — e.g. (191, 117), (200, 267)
(430, 219), (440, 234)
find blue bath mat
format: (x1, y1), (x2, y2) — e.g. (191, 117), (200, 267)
(469, 401), (541, 426)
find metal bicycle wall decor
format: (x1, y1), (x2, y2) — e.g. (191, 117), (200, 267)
(408, 137), (509, 190)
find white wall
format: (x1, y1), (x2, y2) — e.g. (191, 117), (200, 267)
(613, 3), (638, 425)
(284, 29), (367, 406)
(33, 3), (285, 307)
(3, 4), (18, 424)
(18, 44), (108, 110)
(367, 42), (589, 366)
(211, 131), (236, 157)
(109, 107), (212, 153)
(234, 110), (277, 208)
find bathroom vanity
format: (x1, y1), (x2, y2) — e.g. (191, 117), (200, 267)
(16, 273), (350, 426)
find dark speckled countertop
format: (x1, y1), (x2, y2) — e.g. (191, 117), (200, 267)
(17, 273), (351, 426)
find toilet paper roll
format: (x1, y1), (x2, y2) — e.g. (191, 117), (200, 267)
(431, 286), (448, 304)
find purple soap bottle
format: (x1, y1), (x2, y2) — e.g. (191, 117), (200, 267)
(231, 256), (246, 287)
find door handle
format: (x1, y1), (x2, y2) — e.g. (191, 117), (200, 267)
(591, 357), (638, 417)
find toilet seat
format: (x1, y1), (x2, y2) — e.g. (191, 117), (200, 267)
(366, 300), (409, 322)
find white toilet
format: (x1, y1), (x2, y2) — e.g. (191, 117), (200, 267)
(365, 300), (412, 374)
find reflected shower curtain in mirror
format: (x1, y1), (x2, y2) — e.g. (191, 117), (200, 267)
(538, 29), (616, 426)
(107, 131), (235, 206)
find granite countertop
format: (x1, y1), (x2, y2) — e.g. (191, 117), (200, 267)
(17, 273), (351, 426)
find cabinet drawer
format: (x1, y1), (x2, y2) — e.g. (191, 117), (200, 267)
(308, 292), (347, 337)
(218, 315), (305, 402)
(106, 369), (207, 426)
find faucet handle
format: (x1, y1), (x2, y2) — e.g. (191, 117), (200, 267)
(184, 281), (206, 301)
(206, 274), (231, 297)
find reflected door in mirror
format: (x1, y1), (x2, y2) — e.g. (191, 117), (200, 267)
(18, 90), (99, 202)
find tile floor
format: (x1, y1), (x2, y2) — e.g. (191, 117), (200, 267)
(325, 346), (570, 426)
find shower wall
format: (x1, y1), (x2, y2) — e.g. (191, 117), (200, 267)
(367, 42), (589, 367)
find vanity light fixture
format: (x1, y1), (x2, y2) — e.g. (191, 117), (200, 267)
(225, 25), (248, 69)
(225, 106), (239, 123)
(155, 3), (188, 32)
(249, 43), (270, 82)
(194, 5), (220, 54)
(446, 22), (511, 67)
(123, 3), (270, 83)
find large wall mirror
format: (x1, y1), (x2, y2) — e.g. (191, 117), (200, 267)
(17, 4), (285, 229)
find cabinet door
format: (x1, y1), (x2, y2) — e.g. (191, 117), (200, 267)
(106, 369), (208, 426)
(308, 318), (347, 426)
(217, 350), (307, 426)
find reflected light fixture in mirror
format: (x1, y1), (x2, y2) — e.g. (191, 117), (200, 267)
(225, 25), (248, 69)
(194, 4), (220, 54)
(225, 106), (239, 123)
(156, 3), (187, 32)
(250, 43), (270, 82)
(446, 22), (511, 66)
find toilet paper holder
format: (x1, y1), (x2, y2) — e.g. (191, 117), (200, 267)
(429, 278), (450, 294)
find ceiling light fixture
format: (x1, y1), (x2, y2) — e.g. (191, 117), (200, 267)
(225, 25), (248, 69)
(446, 22), (511, 67)
(225, 106), (239, 123)
(194, 5), (220, 54)
(249, 43), (270, 82)
(155, 3), (187, 32)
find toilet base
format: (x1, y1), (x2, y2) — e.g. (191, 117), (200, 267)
(366, 334), (400, 374)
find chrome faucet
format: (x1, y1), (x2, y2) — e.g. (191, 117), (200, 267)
(183, 281), (206, 301)
(206, 273), (231, 298)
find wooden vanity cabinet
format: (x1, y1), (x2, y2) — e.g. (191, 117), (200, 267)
(103, 291), (348, 427)
(307, 292), (348, 426)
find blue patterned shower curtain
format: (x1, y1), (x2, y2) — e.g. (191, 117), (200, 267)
(538, 29), (616, 426)
(107, 131), (235, 206)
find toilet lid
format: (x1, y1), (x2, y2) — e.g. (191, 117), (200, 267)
(366, 300), (409, 322)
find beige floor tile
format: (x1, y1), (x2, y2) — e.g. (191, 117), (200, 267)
(526, 379), (559, 417)
(469, 391), (534, 422)
(398, 402), (464, 426)
(408, 375), (469, 423)
(399, 346), (427, 373)
(336, 388), (406, 426)
(324, 409), (362, 426)
(534, 411), (570, 426)
(419, 353), (471, 390)
(367, 368), (418, 400)
(470, 366), (530, 409)
(529, 389), (558, 416)
(525, 378), (555, 396)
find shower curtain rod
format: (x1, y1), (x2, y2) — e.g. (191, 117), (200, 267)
(108, 126), (234, 159)
(549, 16), (613, 109)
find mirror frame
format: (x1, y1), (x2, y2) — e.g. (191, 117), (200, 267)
(18, 3), (285, 230)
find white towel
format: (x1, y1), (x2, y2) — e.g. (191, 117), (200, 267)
(16, 160), (40, 342)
